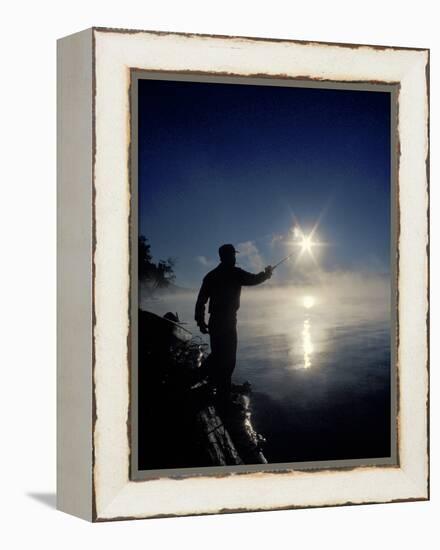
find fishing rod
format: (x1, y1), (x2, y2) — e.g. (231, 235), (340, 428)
(272, 252), (296, 270)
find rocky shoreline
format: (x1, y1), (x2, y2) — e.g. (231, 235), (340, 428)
(137, 309), (267, 470)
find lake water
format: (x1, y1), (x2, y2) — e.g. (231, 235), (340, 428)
(141, 274), (392, 464)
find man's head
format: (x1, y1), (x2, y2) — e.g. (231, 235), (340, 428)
(218, 244), (237, 267)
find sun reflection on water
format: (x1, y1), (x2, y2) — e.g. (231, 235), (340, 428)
(302, 318), (314, 368)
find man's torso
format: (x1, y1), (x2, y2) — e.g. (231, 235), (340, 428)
(204, 265), (244, 318)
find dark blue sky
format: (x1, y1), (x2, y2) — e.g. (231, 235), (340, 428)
(138, 79), (391, 287)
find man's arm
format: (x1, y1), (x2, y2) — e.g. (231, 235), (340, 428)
(195, 278), (210, 334)
(237, 266), (273, 286)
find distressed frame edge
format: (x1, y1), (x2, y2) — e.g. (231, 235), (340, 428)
(425, 48), (431, 502)
(56, 27), (94, 522)
(89, 29), (429, 522)
(91, 25), (430, 53)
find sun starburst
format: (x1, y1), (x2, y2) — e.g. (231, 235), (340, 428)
(291, 224), (323, 264)
(299, 234), (316, 255)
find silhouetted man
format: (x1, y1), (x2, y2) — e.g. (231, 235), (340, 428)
(195, 244), (273, 402)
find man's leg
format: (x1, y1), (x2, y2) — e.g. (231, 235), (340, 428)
(207, 320), (222, 393)
(208, 316), (237, 401)
(222, 320), (237, 396)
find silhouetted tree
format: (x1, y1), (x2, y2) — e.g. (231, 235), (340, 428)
(139, 236), (176, 288)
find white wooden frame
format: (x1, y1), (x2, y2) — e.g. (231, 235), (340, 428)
(57, 27), (429, 522)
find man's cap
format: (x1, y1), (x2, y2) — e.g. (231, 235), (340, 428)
(218, 243), (239, 257)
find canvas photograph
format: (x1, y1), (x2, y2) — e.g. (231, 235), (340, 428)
(131, 73), (397, 476)
(56, 28), (428, 520)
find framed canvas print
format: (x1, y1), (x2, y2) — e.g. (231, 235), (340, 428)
(57, 27), (429, 521)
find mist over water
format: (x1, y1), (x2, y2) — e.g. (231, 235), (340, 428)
(141, 272), (391, 464)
